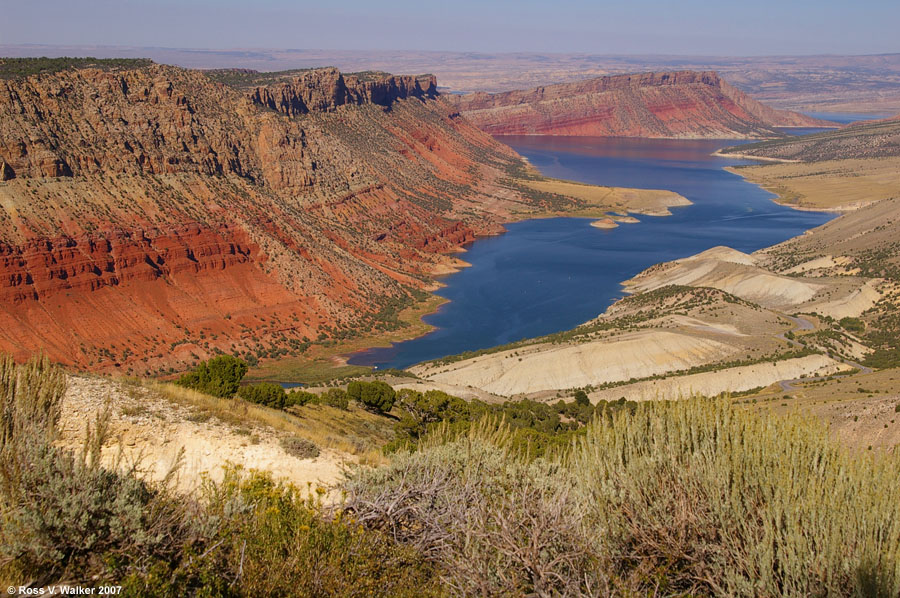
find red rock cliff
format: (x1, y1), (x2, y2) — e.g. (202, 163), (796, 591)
(448, 71), (833, 139)
(0, 62), (537, 374)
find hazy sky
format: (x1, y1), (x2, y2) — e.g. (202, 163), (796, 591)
(3, 0), (899, 56)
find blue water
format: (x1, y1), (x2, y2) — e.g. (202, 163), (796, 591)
(802, 111), (892, 125)
(778, 127), (836, 136)
(780, 112), (892, 136)
(348, 135), (835, 370)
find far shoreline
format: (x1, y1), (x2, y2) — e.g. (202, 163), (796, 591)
(255, 136), (833, 382)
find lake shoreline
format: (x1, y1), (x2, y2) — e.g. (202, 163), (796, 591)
(268, 140), (836, 380)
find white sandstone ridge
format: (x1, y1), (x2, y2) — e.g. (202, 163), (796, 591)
(625, 246), (881, 317)
(410, 330), (740, 396)
(812, 279), (882, 320)
(59, 376), (347, 492)
(625, 246), (823, 308)
(589, 355), (851, 403)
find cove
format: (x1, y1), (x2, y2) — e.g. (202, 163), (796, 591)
(348, 136), (834, 370)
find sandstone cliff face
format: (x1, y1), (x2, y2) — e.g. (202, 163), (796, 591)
(0, 63), (536, 374)
(248, 68), (437, 116)
(449, 71), (832, 139)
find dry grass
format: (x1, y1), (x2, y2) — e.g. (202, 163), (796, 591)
(729, 156), (900, 211)
(143, 381), (393, 459)
(346, 397), (900, 596)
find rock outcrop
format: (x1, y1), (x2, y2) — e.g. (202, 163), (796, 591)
(0, 62), (540, 373)
(248, 68), (437, 116)
(449, 71), (832, 139)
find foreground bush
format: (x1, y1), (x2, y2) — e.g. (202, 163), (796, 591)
(344, 399), (900, 597)
(129, 467), (440, 597)
(176, 355), (248, 398)
(0, 355), (440, 596)
(0, 355), (192, 586)
(238, 381), (287, 408)
(572, 398), (900, 596)
(347, 380), (396, 413)
(343, 428), (606, 596)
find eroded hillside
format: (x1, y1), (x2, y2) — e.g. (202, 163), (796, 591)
(0, 60), (566, 374)
(719, 115), (900, 162)
(448, 70), (831, 139)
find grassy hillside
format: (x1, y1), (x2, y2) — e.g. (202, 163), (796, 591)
(3, 355), (898, 595)
(720, 117), (900, 161)
(726, 156), (900, 211)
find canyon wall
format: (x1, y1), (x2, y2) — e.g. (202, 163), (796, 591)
(0, 62), (542, 373)
(448, 71), (832, 139)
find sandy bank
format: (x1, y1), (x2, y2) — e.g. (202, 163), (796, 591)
(724, 157), (900, 212)
(412, 330), (739, 396)
(588, 355), (851, 403)
(713, 151), (800, 163)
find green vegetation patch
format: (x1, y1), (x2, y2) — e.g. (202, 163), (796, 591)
(204, 66), (322, 88)
(176, 354), (248, 398)
(0, 56), (153, 79)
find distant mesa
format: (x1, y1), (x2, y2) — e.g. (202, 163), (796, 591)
(448, 71), (834, 139)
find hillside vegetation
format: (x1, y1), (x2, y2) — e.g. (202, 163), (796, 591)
(720, 117), (900, 161)
(3, 355), (899, 596)
(0, 56), (153, 78)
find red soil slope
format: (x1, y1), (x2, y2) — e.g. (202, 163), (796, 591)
(0, 63), (546, 374)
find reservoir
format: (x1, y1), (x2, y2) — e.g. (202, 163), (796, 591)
(348, 136), (834, 370)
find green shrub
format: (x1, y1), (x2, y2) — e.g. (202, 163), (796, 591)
(839, 316), (865, 333)
(176, 354), (248, 397)
(318, 388), (349, 410)
(386, 385), (632, 457)
(238, 382), (286, 409)
(348, 380), (396, 413)
(280, 436), (320, 459)
(285, 390), (316, 408)
(573, 389), (590, 406)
